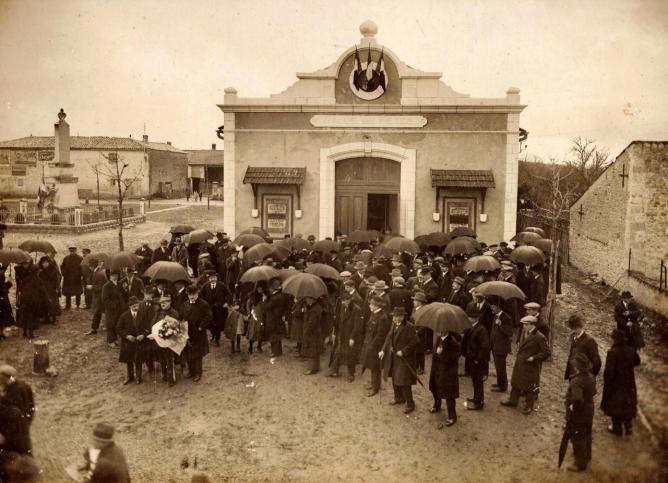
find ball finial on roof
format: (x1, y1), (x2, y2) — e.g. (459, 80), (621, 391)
(360, 20), (378, 38)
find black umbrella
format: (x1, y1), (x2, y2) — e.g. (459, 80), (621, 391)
(463, 255), (501, 273)
(449, 227), (476, 238)
(529, 238), (553, 254)
(281, 273), (328, 299)
(18, 239), (55, 253)
(276, 237), (311, 251)
(509, 246), (546, 266)
(0, 248), (31, 265)
(443, 238), (478, 257)
(415, 232), (451, 248)
(234, 234), (265, 249)
(82, 252), (110, 268)
(243, 243), (276, 267)
(474, 281), (526, 301)
(108, 251), (141, 272)
(313, 240), (340, 253)
(413, 302), (472, 334)
(239, 266), (281, 284)
(511, 231), (543, 244)
(558, 424), (570, 468)
(276, 268), (300, 281)
(304, 263), (341, 280)
(382, 237), (420, 255)
(185, 229), (214, 245)
(169, 225), (195, 234)
(524, 226), (546, 238)
(348, 230), (374, 244)
(239, 226), (270, 239)
(143, 261), (191, 283)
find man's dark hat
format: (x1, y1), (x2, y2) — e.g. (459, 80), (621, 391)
(611, 329), (627, 343)
(621, 291), (633, 299)
(391, 307), (406, 317)
(369, 295), (387, 307)
(93, 422), (115, 442)
(412, 291), (427, 303)
(128, 296), (140, 306)
(186, 285), (199, 295)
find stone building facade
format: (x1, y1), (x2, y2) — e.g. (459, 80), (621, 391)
(219, 21), (525, 242)
(570, 141), (668, 317)
(0, 134), (188, 199)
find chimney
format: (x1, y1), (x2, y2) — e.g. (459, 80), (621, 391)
(167, 141), (171, 146)
(142, 134), (148, 142)
(212, 143), (216, 150)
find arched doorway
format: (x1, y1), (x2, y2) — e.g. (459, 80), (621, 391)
(335, 157), (400, 235)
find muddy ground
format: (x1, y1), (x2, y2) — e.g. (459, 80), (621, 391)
(0, 206), (666, 482)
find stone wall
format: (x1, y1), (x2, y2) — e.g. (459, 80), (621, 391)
(147, 149), (188, 197)
(569, 150), (630, 286)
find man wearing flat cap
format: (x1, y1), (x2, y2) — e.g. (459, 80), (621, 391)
(361, 296), (391, 397)
(523, 302), (549, 339)
(60, 243), (83, 310)
(101, 270), (125, 348)
(501, 315), (550, 415)
(380, 307), (420, 414)
(79, 422), (130, 483)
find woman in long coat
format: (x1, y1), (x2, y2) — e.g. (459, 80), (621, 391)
(246, 283), (266, 353)
(17, 264), (48, 338)
(429, 332), (461, 427)
(601, 329), (640, 436)
(37, 256), (61, 322)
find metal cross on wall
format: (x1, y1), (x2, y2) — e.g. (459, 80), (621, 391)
(577, 205), (585, 221)
(619, 164), (629, 187)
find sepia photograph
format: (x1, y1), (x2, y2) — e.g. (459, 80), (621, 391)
(0, 0), (667, 481)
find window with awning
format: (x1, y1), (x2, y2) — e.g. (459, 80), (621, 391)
(243, 166), (306, 209)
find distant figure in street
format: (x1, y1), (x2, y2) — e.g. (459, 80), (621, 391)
(601, 329), (640, 436)
(60, 244), (83, 310)
(613, 291), (644, 350)
(564, 352), (597, 472)
(78, 422), (130, 483)
(564, 315), (601, 380)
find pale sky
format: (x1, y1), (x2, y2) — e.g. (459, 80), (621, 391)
(1, 0), (667, 161)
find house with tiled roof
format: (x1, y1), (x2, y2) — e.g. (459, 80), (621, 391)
(0, 132), (188, 199)
(186, 143), (224, 198)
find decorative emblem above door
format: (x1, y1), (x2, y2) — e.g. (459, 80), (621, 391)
(350, 47), (387, 100)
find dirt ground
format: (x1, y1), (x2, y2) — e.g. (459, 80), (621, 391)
(0, 206), (666, 482)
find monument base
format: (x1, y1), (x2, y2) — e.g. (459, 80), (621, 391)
(52, 183), (80, 210)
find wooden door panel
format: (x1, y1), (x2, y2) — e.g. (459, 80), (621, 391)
(336, 194), (366, 235)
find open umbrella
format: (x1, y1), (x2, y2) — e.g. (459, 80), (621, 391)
(374, 244), (395, 259)
(281, 272), (328, 299)
(449, 227), (476, 238)
(270, 244), (291, 262)
(108, 251), (141, 272)
(382, 237), (420, 255)
(184, 229), (214, 245)
(18, 239), (55, 253)
(381, 233), (401, 243)
(509, 246), (546, 266)
(304, 263), (341, 280)
(243, 243), (276, 267)
(455, 236), (481, 249)
(463, 255), (501, 273)
(0, 248), (31, 265)
(313, 240), (340, 253)
(239, 266), (281, 284)
(276, 268), (300, 281)
(239, 226), (270, 239)
(473, 281), (526, 301)
(528, 238), (553, 254)
(82, 252), (109, 268)
(368, 230), (381, 241)
(234, 234), (265, 249)
(524, 226), (546, 237)
(348, 230), (374, 244)
(413, 302), (472, 334)
(144, 261), (191, 283)
(443, 238), (479, 257)
(276, 237), (311, 251)
(169, 225), (195, 234)
(511, 231), (543, 244)
(415, 232), (451, 248)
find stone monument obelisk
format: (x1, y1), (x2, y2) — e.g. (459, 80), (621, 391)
(50, 108), (80, 212)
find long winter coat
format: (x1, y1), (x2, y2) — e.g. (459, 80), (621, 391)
(90, 268), (108, 315)
(566, 371), (597, 426)
(388, 288), (413, 315)
(151, 246), (171, 264)
(614, 301), (645, 349)
(429, 333), (461, 400)
(246, 291), (266, 341)
(290, 298), (306, 344)
(60, 252), (83, 296)
(490, 310), (514, 357)
(601, 342), (640, 420)
(200, 281), (232, 331)
(510, 327), (550, 392)
(263, 290), (291, 338)
(0, 274), (15, 329)
(38, 258), (61, 317)
(382, 321), (419, 386)
(82, 443), (131, 483)
(301, 301), (325, 358)
(135, 245), (153, 276)
(117, 309), (144, 363)
(462, 322), (490, 377)
(564, 332), (601, 380)
(334, 293), (364, 366)
(361, 309), (391, 372)
(17, 267), (49, 330)
(179, 297), (212, 360)
(102, 281), (126, 330)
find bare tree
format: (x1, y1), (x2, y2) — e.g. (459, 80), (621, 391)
(98, 153), (143, 251)
(567, 137), (611, 190)
(530, 159), (578, 353)
(87, 161), (103, 209)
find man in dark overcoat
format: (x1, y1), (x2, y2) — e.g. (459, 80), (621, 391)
(180, 285), (212, 381)
(79, 423), (130, 483)
(15, 263), (48, 339)
(410, 291), (429, 374)
(489, 300), (514, 393)
(215, 235), (236, 281)
(101, 270), (125, 347)
(462, 313), (490, 410)
(330, 280), (364, 381)
(81, 248), (93, 308)
(0, 389), (31, 459)
(613, 291), (644, 350)
(361, 296), (391, 397)
(117, 297), (144, 384)
(199, 271), (231, 347)
(447, 276), (471, 310)
(380, 307), (419, 414)
(528, 265), (546, 306)
(429, 332), (461, 427)
(601, 329), (640, 436)
(151, 239), (171, 264)
(501, 315), (550, 414)
(60, 244), (83, 310)
(263, 279), (291, 357)
(0, 365), (34, 455)
(416, 266), (439, 357)
(172, 238), (188, 269)
(85, 260), (107, 336)
(564, 352), (597, 472)
(134, 240), (153, 278)
(465, 292), (494, 336)
(172, 281), (188, 314)
(301, 297), (324, 375)
(564, 315), (601, 380)
(121, 268), (144, 303)
(388, 276), (413, 316)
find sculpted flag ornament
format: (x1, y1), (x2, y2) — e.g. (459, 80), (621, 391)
(352, 47), (386, 98)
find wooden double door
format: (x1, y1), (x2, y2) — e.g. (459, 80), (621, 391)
(335, 157), (400, 236)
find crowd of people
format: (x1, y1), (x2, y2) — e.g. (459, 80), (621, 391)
(0, 227), (648, 478)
